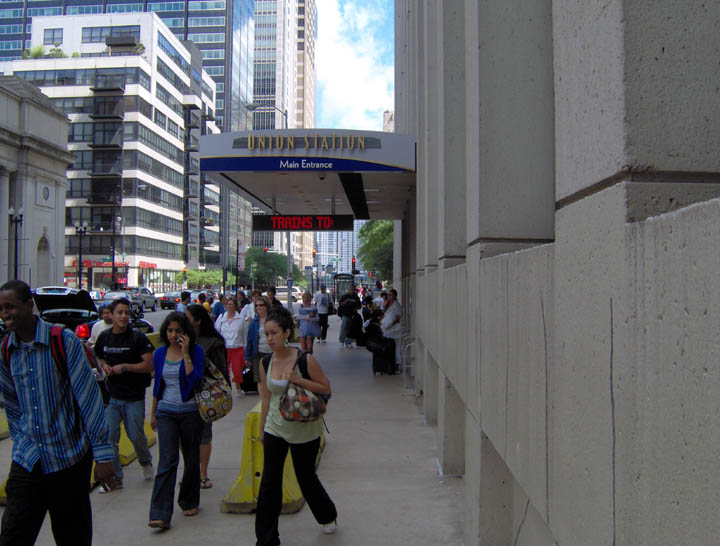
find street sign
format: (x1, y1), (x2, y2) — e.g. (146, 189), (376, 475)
(287, 278), (293, 287)
(252, 214), (354, 232)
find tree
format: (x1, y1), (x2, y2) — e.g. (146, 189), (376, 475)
(29, 45), (44, 59)
(46, 45), (67, 58)
(174, 268), (223, 288)
(245, 246), (286, 288)
(358, 220), (393, 281)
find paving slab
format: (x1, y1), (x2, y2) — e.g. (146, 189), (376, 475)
(0, 317), (464, 546)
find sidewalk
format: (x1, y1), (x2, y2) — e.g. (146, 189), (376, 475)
(3, 318), (464, 546)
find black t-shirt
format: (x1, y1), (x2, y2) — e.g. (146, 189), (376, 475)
(95, 328), (153, 401)
(339, 293), (361, 317)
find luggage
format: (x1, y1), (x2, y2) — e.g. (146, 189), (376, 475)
(239, 365), (258, 393)
(371, 338), (397, 375)
(350, 313), (366, 346)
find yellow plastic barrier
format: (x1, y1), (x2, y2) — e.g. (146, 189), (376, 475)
(0, 413), (8, 440)
(220, 402), (325, 514)
(146, 332), (162, 349)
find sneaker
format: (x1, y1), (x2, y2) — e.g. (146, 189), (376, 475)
(321, 520), (337, 535)
(142, 464), (154, 481)
(98, 480), (123, 494)
(345, 341), (353, 348)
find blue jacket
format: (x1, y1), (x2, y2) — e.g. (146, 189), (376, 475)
(245, 316), (260, 359)
(152, 344), (204, 402)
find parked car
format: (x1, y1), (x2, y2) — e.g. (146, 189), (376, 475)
(34, 286), (78, 295)
(88, 289), (105, 302)
(160, 290), (182, 310)
(101, 291), (141, 314)
(116, 287), (157, 312)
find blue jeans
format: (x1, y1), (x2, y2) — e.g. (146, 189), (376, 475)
(105, 398), (152, 480)
(149, 409), (203, 523)
(338, 315), (352, 343)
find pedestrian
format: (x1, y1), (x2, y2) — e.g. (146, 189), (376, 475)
(238, 290), (252, 309)
(94, 297), (155, 492)
(148, 312), (205, 529)
(215, 296), (247, 391)
(337, 285), (361, 348)
(88, 303), (112, 348)
(296, 292), (320, 353)
(245, 295), (272, 386)
(381, 289), (404, 366)
(175, 291), (190, 313)
(186, 304), (229, 490)
(210, 292), (225, 320)
(256, 307), (337, 545)
(265, 286), (284, 311)
(313, 285), (330, 343)
(0, 280), (116, 545)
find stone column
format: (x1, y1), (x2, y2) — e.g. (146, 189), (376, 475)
(0, 168), (10, 284)
(437, 370), (465, 475)
(422, 349), (438, 425)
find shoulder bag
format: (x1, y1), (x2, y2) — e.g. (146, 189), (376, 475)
(195, 358), (233, 422)
(277, 350), (328, 422)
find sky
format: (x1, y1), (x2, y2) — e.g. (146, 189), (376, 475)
(315, 0), (394, 131)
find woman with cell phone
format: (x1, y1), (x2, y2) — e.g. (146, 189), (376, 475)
(148, 312), (205, 530)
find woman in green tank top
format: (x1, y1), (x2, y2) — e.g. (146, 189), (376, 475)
(255, 307), (337, 546)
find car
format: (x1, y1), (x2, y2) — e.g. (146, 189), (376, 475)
(101, 291), (142, 314)
(189, 290), (206, 304)
(88, 289), (105, 302)
(160, 290), (182, 310)
(34, 286), (78, 295)
(116, 287), (157, 312)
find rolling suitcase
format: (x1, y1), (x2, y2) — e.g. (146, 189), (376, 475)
(371, 338), (397, 375)
(240, 365), (258, 393)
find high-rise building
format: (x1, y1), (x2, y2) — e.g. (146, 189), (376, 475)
(0, 0), (257, 273)
(295, 0), (315, 128)
(0, 13), (219, 291)
(315, 220), (365, 274)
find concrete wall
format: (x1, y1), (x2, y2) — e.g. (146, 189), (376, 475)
(396, 0), (720, 544)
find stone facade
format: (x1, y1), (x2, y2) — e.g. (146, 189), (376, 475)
(0, 76), (73, 287)
(395, 1), (720, 545)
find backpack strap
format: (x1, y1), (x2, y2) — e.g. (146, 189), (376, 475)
(49, 325), (69, 377)
(296, 349), (309, 379)
(1, 334), (11, 369)
(261, 353), (272, 374)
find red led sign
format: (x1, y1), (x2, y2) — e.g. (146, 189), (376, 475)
(252, 214), (354, 232)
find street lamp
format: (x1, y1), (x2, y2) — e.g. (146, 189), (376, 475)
(8, 207), (23, 280)
(111, 215), (122, 289)
(74, 221), (89, 289)
(244, 102), (288, 129)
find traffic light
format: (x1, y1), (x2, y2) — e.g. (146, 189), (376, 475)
(351, 257), (359, 275)
(368, 271), (373, 277)
(183, 267), (187, 282)
(351, 257), (355, 268)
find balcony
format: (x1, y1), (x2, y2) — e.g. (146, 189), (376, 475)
(90, 75), (126, 92)
(186, 134), (199, 152)
(89, 97), (124, 119)
(90, 161), (123, 177)
(187, 112), (201, 129)
(86, 179), (122, 205)
(185, 157), (199, 175)
(183, 95), (202, 110)
(89, 130), (123, 149)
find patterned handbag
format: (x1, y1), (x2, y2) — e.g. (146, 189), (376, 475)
(278, 352), (327, 422)
(195, 359), (233, 423)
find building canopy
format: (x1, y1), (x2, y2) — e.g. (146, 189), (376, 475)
(200, 129), (416, 220)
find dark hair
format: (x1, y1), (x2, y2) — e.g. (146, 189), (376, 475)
(224, 295), (239, 309)
(109, 297), (131, 312)
(389, 289), (398, 298)
(159, 311), (196, 349)
(181, 291), (190, 302)
(267, 286), (277, 296)
(265, 306), (294, 334)
(0, 280), (32, 302)
(186, 304), (223, 341)
(198, 292), (206, 303)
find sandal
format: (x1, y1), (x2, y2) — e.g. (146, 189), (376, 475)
(200, 477), (213, 489)
(148, 520), (170, 530)
(183, 508), (199, 517)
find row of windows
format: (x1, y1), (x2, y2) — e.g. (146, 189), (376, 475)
(68, 178), (184, 212)
(0, 39), (19, 50)
(156, 82), (184, 117)
(187, 32), (224, 43)
(0, 9), (22, 18)
(129, 122), (184, 164)
(107, 3), (143, 13)
(66, 233), (183, 261)
(54, 95), (152, 118)
(188, 16), (225, 26)
(160, 17), (184, 28)
(15, 67), (151, 90)
(201, 48), (224, 60)
(148, 2), (184, 12)
(188, 1), (225, 10)
(204, 65), (224, 76)
(68, 5), (102, 15)
(69, 150), (185, 189)
(157, 32), (190, 76)
(134, 207), (183, 236)
(27, 7), (62, 16)
(82, 25), (140, 43)
(0, 24), (21, 34)
(157, 57), (188, 95)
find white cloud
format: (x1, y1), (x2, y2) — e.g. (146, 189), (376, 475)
(315, 0), (394, 130)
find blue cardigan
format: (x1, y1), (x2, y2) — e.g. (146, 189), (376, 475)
(152, 344), (205, 402)
(245, 316), (261, 359)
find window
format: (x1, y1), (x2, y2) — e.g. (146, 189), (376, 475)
(81, 25), (140, 43)
(43, 28), (63, 45)
(157, 33), (190, 74)
(26, 7), (62, 17)
(106, 3), (143, 12)
(147, 2), (184, 12)
(0, 24), (22, 35)
(70, 150), (93, 170)
(167, 119), (179, 139)
(215, 99), (223, 110)
(187, 32), (224, 43)
(0, 40), (20, 50)
(204, 65), (224, 76)
(154, 109), (167, 130)
(0, 9), (23, 19)
(215, 82), (223, 92)
(201, 49), (224, 60)
(188, 1), (225, 10)
(156, 58), (188, 94)
(159, 17), (184, 28)
(66, 5), (102, 14)
(68, 122), (94, 142)
(188, 16), (225, 26)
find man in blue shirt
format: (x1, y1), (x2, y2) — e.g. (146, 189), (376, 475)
(175, 291), (190, 313)
(0, 280), (115, 545)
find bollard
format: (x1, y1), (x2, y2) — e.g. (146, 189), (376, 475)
(220, 402), (325, 514)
